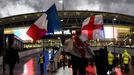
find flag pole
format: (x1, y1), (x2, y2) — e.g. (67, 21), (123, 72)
(61, 0), (65, 46)
(112, 18), (116, 56)
(60, 0), (66, 68)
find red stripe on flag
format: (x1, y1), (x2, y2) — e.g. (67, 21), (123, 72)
(81, 16), (95, 40)
(94, 24), (104, 30)
(26, 24), (47, 41)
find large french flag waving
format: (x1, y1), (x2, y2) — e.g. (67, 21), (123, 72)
(79, 15), (105, 42)
(26, 0), (60, 41)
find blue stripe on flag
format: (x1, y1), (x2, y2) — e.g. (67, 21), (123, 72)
(46, 4), (61, 34)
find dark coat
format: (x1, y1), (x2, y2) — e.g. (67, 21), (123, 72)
(94, 48), (109, 75)
(4, 47), (20, 64)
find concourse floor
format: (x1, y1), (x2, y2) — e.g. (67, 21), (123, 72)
(0, 51), (134, 75)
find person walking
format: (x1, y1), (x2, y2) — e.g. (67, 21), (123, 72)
(3, 54), (6, 73)
(86, 58), (96, 75)
(94, 48), (109, 75)
(4, 43), (20, 75)
(64, 30), (94, 75)
(67, 55), (71, 68)
(107, 50), (114, 73)
(121, 50), (131, 72)
(39, 53), (45, 74)
(115, 53), (120, 66)
(59, 54), (64, 67)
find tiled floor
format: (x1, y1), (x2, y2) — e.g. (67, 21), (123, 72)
(0, 51), (134, 75)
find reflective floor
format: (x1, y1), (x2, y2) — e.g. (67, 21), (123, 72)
(0, 51), (134, 75)
(0, 51), (50, 75)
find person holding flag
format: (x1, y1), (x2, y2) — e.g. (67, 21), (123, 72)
(64, 30), (95, 75)
(64, 15), (105, 75)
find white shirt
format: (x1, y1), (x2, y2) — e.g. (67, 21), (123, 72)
(64, 38), (94, 58)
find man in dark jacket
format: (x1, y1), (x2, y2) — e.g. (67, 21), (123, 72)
(4, 44), (20, 75)
(94, 48), (109, 75)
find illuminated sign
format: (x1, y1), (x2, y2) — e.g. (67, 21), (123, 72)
(64, 30), (71, 34)
(54, 31), (62, 34)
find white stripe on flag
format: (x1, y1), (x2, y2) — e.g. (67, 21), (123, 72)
(34, 14), (48, 29)
(94, 15), (103, 25)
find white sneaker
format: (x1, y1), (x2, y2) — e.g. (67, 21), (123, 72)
(107, 70), (111, 75)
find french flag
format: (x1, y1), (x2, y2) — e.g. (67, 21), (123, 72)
(26, 1), (60, 41)
(79, 15), (105, 42)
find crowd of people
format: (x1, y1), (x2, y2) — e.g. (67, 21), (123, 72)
(63, 30), (132, 75)
(2, 30), (132, 75)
